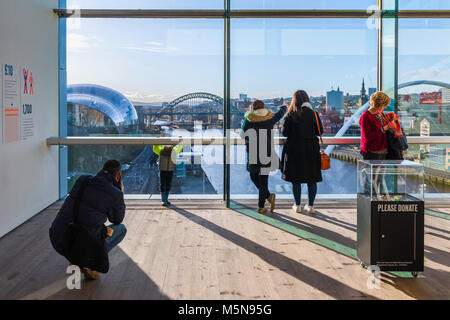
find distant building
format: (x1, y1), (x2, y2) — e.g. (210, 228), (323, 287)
(420, 118), (431, 153)
(368, 87), (377, 98)
(326, 86), (344, 112)
(442, 88), (450, 104)
(358, 78), (369, 107)
(446, 147), (450, 170)
(239, 93), (248, 101)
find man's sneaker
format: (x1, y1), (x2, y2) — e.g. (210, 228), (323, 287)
(267, 194), (276, 212)
(258, 207), (267, 214)
(292, 204), (302, 213)
(82, 268), (100, 280)
(304, 204), (315, 214)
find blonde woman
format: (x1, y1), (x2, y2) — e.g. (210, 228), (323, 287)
(359, 91), (396, 160)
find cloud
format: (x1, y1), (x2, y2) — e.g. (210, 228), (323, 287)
(344, 74), (356, 80)
(417, 68), (449, 79)
(120, 44), (179, 54)
(122, 91), (178, 103)
(401, 57), (450, 81)
(145, 41), (164, 46)
(67, 33), (99, 53)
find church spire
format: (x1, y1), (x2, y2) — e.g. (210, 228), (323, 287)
(359, 78), (368, 106)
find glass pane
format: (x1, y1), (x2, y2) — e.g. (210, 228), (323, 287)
(67, 0), (223, 10)
(382, 0), (398, 10)
(66, 18), (224, 195)
(398, 19), (450, 134)
(396, 19), (449, 194)
(399, 0), (450, 10)
(231, 0), (377, 10)
(357, 160), (425, 200)
(398, 84), (449, 136)
(403, 144), (450, 193)
(381, 16), (397, 111)
(230, 18), (377, 197)
(68, 145), (219, 195)
(399, 19), (450, 84)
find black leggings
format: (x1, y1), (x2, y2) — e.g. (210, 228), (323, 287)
(250, 171), (270, 208)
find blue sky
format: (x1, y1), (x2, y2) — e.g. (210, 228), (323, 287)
(66, 2), (450, 102)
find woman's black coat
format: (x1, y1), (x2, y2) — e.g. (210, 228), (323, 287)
(281, 107), (323, 184)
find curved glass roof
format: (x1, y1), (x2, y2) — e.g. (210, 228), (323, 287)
(67, 84), (138, 130)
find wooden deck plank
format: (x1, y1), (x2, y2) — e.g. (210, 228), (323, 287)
(0, 200), (449, 300)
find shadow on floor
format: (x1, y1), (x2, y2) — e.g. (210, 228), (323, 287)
(228, 201), (449, 300)
(231, 201), (357, 256)
(0, 211), (169, 300)
(170, 205), (378, 300)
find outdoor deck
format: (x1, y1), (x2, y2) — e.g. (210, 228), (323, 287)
(0, 200), (449, 300)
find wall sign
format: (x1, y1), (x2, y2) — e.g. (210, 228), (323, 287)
(21, 66), (35, 140)
(2, 63), (36, 144)
(2, 63), (20, 143)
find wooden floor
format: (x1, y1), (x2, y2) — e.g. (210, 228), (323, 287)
(0, 200), (449, 300)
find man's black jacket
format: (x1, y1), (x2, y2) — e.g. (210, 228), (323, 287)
(49, 171), (126, 256)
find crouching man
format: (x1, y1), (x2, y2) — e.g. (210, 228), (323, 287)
(49, 160), (127, 280)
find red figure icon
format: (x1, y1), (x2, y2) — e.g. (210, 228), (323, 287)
(23, 68), (28, 94)
(29, 72), (34, 95)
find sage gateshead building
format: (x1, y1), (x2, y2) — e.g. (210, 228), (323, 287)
(0, 0), (449, 304)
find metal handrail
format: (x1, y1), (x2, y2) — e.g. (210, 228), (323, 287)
(47, 136), (450, 146)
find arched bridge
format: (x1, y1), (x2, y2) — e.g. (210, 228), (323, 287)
(159, 92), (239, 114)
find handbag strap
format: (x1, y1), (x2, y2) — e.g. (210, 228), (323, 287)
(313, 111), (324, 146)
(72, 176), (91, 223)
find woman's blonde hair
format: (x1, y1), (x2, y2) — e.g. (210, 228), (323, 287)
(369, 91), (391, 109)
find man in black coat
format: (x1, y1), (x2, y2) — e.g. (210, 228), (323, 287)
(49, 160), (126, 280)
(241, 100), (287, 214)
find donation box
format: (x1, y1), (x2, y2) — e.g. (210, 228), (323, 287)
(356, 160), (424, 276)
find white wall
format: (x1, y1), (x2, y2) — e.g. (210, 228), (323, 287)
(0, 0), (59, 238)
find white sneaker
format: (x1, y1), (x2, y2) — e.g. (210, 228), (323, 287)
(292, 204), (302, 213)
(304, 204), (315, 214)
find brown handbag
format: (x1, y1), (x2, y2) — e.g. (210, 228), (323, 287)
(314, 111), (330, 170)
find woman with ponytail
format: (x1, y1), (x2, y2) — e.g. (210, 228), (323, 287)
(281, 90), (323, 214)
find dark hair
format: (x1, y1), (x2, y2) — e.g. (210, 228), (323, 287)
(251, 100), (265, 111)
(102, 159), (121, 176)
(287, 90), (310, 118)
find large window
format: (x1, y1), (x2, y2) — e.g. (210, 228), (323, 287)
(60, 2), (450, 199)
(398, 18), (450, 179)
(230, 18), (377, 197)
(66, 18), (224, 195)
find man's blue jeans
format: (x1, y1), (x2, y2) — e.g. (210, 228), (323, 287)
(105, 224), (127, 252)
